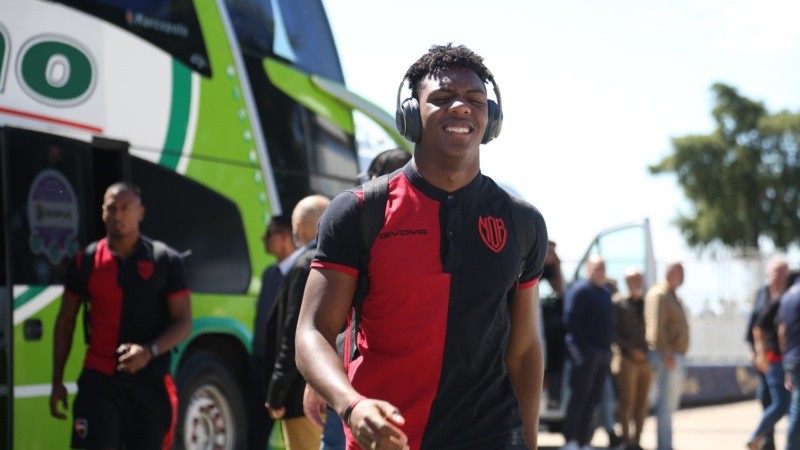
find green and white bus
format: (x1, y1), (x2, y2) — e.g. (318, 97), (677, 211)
(0, 0), (407, 448)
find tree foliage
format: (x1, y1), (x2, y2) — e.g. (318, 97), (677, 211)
(649, 83), (800, 251)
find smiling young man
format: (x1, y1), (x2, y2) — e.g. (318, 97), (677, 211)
(296, 44), (548, 450)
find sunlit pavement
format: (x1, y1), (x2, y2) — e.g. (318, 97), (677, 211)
(536, 399), (784, 450)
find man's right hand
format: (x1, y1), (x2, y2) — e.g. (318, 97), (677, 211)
(50, 383), (69, 419)
(754, 353), (769, 374)
(348, 398), (409, 450)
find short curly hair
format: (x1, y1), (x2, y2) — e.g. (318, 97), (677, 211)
(403, 43), (494, 98)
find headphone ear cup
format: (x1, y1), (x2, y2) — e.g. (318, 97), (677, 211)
(482, 99), (503, 144)
(396, 98), (421, 142)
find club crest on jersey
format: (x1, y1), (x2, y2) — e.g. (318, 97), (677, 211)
(478, 216), (507, 253)
(74, 418), (88, 439)
(138, 260), (154, 280)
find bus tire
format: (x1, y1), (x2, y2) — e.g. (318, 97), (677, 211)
(174, 350), (248, 450)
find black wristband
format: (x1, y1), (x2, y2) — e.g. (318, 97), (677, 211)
(341, 396), (366, 426)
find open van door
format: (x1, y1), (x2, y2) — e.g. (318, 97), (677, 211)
(539, 218), (655, 433)
(572, 219), (656, 293)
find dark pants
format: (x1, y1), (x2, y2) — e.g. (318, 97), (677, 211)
(72, 369), (175, 450)
(563, 349), (612, 446)
(785, 362), (800, 450)
(545, 368), (563, 407)
(249, 355), (274, 449)
(750, 362), (789, 443)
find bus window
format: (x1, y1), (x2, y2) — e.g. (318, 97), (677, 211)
(242, 55), (359, 211)
(308, 113), (359, 196)
(230, 0), (359, 209)
(130, 157), (251, 294)
(227, 0), (345, 82)
(246, 71), (312, 211)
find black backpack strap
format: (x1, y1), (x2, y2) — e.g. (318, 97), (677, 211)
(151, 239), (168, 261)
(79, 241), (98, 344)
(343, 175), (389, 363)
(360, 175), (390, 256)
(354, 175), (390, 303)
(505, 192), (532, 283)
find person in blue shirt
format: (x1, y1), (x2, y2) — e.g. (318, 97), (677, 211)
(777, 270), (800, 450)
(562, 255), (614, 450)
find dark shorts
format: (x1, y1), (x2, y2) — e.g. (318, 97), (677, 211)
(71, 369), (177, 450)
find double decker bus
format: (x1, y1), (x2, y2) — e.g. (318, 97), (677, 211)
(0, 0), (407, 448)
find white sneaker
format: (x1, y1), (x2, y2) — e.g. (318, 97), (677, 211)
(560, 441), (579, 450)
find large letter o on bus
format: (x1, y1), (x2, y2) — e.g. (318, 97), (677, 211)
(18, 37), (96, 107)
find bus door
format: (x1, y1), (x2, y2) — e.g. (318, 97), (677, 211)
(0, 126), (126, 449)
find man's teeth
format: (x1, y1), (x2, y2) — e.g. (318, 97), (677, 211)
(446, 126), (469, 133)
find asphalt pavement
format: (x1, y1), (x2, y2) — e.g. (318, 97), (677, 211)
(536, 399), (783, 450)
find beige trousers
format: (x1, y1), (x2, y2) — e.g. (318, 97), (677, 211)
(281, 416), (322, 450)
(615, 356), (653, 445)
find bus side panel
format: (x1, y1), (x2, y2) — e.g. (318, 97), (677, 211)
(185, 0), (274, 273)
(12, 286), (85, 449)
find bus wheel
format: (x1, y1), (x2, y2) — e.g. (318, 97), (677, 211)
(175, 350), (247, 450)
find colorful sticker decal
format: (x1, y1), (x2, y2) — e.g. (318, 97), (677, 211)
(27, 169), (79, 264)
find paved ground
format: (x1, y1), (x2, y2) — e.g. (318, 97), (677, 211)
(536, 399), (785, 449)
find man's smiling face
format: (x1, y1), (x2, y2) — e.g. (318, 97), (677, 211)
(416, 67), (488, 158)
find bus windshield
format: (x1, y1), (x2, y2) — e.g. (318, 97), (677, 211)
(225, 0), (345, 83)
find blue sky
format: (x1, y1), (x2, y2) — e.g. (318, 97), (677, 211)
(321, 0), (800, 312)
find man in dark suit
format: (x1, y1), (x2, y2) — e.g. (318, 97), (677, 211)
(249, 215), (297, 449)
(266, 195), (330, 449)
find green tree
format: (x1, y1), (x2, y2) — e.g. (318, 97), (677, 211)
(649, 83), (800, 251)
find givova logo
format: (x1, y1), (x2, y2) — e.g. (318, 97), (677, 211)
(379, 229), (428, 239)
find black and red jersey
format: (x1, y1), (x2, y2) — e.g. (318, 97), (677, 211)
(313, 164), (548, 450)
(64, 236), (190, 378)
